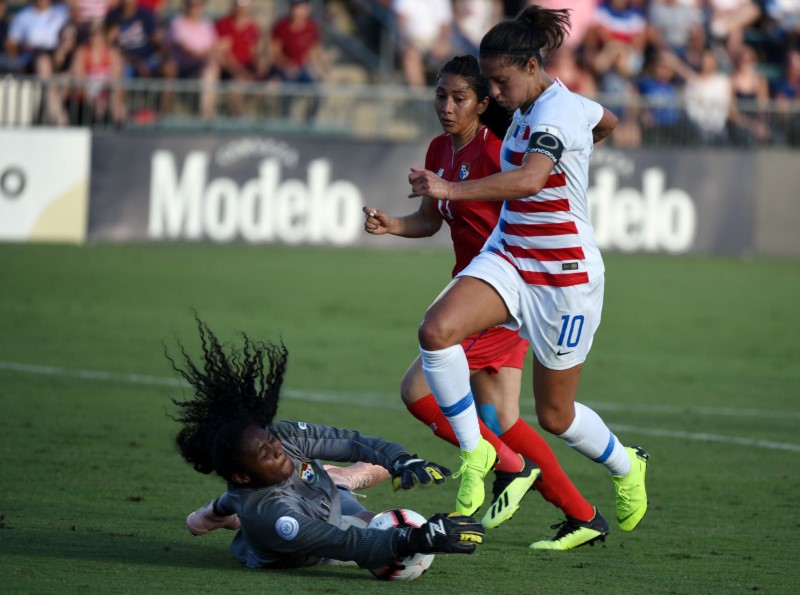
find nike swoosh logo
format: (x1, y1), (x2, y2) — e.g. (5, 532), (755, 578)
(556, 350), (574, 356)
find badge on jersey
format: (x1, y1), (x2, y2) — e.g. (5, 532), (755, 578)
(514, 124), (530, 142)
(275, 516), (300, 541)
(436, 167), (445, 177)
(299, 462), (317, 484)
(459, 162), (470, 180)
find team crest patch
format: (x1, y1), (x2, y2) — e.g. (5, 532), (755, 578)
(276, 516), (299, 541)
(299, 462), (316, 484)
(436, 167), (445, 177)
(459, 163), (470, 180)
(515, 125), (530, 142)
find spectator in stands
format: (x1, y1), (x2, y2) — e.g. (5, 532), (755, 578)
(451, 0), (502, 56)
(162, 0), (220, 119)
(772, 47), (800, 145)
(267, 0), (329, 118)
(545, 46), (598, 96)
(728, 44), (772, 145)
(591, 40), (642, 145)
(138, 0), (166, 19)
(69, 18), (125, 124)
(706, 0), (761, 53)
(5, 0), (73, 124)
(216, 0), (261, 80)
(585, 0), (647, 77)
(216, 0), (261, 115)
(70, 0), (111, 41)
(765, 0), (800, 56)
(672, 48), (734, 145)
(106, 0), (161, 78)
(637, 50), (691, 145)
(647, 0), (705, 60)
(5, 0), (71, 72)
(0, 0), (9, 60)
(392, 0), (452, 87)
(536, 0), (600, 49)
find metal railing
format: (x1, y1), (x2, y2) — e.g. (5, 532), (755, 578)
(1, 74), (799, 148)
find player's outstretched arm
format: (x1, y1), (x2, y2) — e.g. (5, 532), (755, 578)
(394, 513), (485, 556)
(390, 454), (451, 491)
(362, 199), (443, 239)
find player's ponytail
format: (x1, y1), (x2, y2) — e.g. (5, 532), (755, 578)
(437, 55), (511, 140)
(480, 6), (571, 68)
(167, 315), (288, 478)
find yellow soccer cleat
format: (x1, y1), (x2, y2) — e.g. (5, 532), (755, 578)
(482, 455), (540, 529)
(613, 445), (650, 532)
(452, 437), (497, 516)
(530, 508), (609, 550)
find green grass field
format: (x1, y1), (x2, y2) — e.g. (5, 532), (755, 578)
(1, 243), (798, 594)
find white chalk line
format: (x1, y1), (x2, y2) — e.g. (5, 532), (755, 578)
(2, 360), (798, 453)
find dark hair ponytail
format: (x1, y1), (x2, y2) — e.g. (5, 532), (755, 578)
(438, 54), (511, 140)
(167, 316), (288, 480)
(480, 6), (572, 68)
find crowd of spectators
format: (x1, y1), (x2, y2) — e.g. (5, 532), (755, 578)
(0, 0), (798, 145)
(0, 0), (329, 123)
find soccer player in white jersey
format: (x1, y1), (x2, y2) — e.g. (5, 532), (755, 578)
(408, 5), (649, 535)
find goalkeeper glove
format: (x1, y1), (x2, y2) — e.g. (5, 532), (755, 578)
(394, 513), (485, 557)
(390, 454), (451, 491)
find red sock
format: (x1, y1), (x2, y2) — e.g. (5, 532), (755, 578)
(407, 394), (523, 473)
(501, 418), (595, 521)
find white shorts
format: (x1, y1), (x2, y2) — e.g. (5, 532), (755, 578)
(457, 251), (604, 370)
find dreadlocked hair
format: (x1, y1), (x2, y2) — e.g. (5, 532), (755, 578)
(438, 54), (511, 140)
(167, 315), (288, 477)
(480, 6), (572, 68)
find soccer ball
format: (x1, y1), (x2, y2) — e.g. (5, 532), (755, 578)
(366, 508), (435, 581)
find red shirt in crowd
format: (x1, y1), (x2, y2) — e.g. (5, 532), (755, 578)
(216, 15), (260, 68)
(270, 17), (319, 67)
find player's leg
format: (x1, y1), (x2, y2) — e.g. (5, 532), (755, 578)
(468, 366), (540, 528)
(402, 355), (526, 474)
(418, 275), (511, 515)
(532, 358), (648, 533)
(523, 277), (648, 533)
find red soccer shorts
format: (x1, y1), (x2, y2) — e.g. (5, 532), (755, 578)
(461, 326), (529, 374)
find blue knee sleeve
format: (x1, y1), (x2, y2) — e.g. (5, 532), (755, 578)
(478, 403), (502, 436)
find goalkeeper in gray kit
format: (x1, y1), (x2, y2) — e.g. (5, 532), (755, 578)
(170, 318), (485, 570)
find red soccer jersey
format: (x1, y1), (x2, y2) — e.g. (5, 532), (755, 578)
(271, 17), (319, 67)
(424, 126), (503, 277)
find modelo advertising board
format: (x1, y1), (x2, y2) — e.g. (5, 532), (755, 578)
(0, 128), (90, 243)
(88, 133), (757, 255)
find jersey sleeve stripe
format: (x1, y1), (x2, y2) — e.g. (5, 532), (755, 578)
(502, 147), (525, 166)
(499, 219), (578, 237)
(506, 197), (570, 214)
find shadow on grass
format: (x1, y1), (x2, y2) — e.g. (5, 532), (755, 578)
(0, 526), (378, 581)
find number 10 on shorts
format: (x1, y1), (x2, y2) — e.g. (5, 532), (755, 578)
(557, 315), (585, 348)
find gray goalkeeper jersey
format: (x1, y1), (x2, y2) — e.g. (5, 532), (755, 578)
(213, 420), (409, 569)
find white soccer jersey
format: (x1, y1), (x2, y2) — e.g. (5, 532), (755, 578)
(484, 79), (605, 287)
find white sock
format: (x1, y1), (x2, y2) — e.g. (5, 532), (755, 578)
(419, 345), (481, 451)
(558, 402), (631, 476)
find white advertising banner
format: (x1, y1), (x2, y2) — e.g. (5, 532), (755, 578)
(0, 128), (90, 243)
